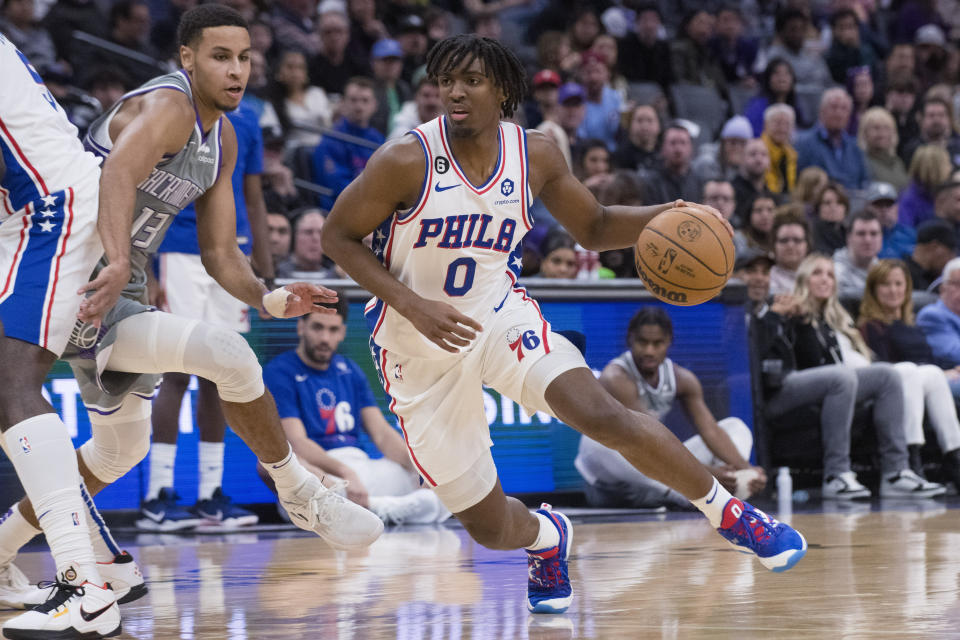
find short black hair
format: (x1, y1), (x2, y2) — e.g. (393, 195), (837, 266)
(299, 290), (349, 321)
(177, 4), (248, 49)
(829, 7), (858, 28)
(845, 209), (880, 234)
(921, 96), (952, 117)
(110, 0), (147, 30)
(627, 307), (673, 342)
(774, 7), (807, 34)
(425, 34), (527, 118)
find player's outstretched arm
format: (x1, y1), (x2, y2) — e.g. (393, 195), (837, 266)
(78, 89), (195, 325)
(528, 131), (731, 251)
(323, 137), (482, 352)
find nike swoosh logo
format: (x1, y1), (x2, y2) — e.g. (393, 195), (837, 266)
(200, 510), (223, 520)
(295, 374), (308, 382)
(705, 484), (719, 504)
(434, 183), (460, 192)
(142, 510), (165, 523)
(80, 601), (114, 622)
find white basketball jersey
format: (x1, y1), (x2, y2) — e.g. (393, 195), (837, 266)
(611, 352), (677, 419)
(0, 33), (100, 219)
(366, 116), (533, 358)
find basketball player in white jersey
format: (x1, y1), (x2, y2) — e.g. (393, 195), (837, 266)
(0, 33), (134, 639)
(324, 35), (808, 615)
(0, 7), (382, 638)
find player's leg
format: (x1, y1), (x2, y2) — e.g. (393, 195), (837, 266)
(102, 311), (381, 548)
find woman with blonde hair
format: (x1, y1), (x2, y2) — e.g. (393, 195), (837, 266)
(857, 107), (908, 191)
(899, 144), (952, 228)
(858, 259), (960, 485)
(756, 254), (945, 499)
(791, 166), (829, 216)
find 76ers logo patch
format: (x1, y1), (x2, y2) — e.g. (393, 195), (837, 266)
(506, 326), (541, 361)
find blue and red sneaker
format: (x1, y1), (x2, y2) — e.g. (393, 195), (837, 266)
(716, 498), (807, 572)
(526, 504), (573, 613)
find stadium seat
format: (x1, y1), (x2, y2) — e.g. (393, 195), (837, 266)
(669, 84), (728, 143)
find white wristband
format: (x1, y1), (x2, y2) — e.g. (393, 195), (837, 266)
(262, 286), (291, 318)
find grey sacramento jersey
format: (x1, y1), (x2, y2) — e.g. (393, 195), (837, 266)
(610, 352), (677, 419)
(84, 69), (223, 301)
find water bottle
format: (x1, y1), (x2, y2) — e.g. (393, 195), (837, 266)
(777, 467), (793, 518)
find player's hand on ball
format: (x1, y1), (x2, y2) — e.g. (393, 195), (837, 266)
(673, 199), (734, 238)
(408, 298), (483, 353)
(77, 261), (131, 327)
(262, 283), (339, 318)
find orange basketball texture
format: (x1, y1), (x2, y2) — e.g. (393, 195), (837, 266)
(634, 206), (735, 306)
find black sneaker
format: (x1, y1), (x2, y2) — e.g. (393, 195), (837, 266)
(136, 488), (203, 532)
(191, 488), (258, 528)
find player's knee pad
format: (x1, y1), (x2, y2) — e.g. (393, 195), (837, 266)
(79, 396), (152, 484)
(182, 323), (264, 404)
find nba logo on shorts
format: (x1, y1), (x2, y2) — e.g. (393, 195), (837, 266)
(18, 437), (30, 454)
(393, 363), (403, 382)
(500, 178), (514, 197)
(72, 512), (80, 526)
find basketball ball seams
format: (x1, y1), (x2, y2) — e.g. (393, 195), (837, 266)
(642, 227), (728, 279)
(669, 209), (733, 271)
(636, 251), (724, 291)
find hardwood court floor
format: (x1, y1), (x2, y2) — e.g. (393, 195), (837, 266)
(3, 501), (960, 639)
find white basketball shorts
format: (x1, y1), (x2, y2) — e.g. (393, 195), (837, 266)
(158, 252), (250, 333)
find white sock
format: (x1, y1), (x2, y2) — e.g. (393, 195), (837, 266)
(261, 446), (314, 492)
(0, 503), (41, 566)
(4, 415), (102, 584)
(198, 441), (224, 501)
(80, 483), (120, 563)
(690, 477), (735, 528)
(147, 442), (177, 501)
(525, 513), (561, 552)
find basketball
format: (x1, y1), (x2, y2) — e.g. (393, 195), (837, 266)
(634, 206), (735, 306)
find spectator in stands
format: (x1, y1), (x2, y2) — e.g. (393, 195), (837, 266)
(734, 194), (776, 257)
(905, 219), (957, 291)
(249, 19), (275, 57)
(916, 258), (960, 381)
(935, 181), (960, 230)
(913, 24), (951, 91)
(567, 6), (601, 53)
(703, 180), (736, 225)
(271, 48), (333, 149)
(576, 51), (621, 152)
(846, 66), (876, 137)
(577, 140), (612, 182)
(396, 14), (428, 84)
(575, 307), (765, 509)
(898, 144), (952, 228)
(535, 31), (580, 77)
(309, 10), (367, 96)
(345, 0), (386, 70)
(99, 0), (160, 86)
(616, 3), (673, 87)
(312, 77), (383, 211)
(267, 211), (292, 267)
(732, 138), (772, 225)
(885, 77), (920, 161)
(834, 210), (884, 298)
(708, 5), (757, 88)
(588, 171), (644, 278)
(276, 209), (334, 278)
(543, 82), (585, 170)
(745, 58), (801, 136)
(0, 0), (57, 71)
(523, 69), (561, 130)
(769, 205), (811, 295)
(796, 88), (870, 191)
(763, 8), (832, 94)
(858, 107), (909, 192)
(261, 300), (449, 525)
(762, 104), (797, 196)
(643, 123), (704, 204)
(901, 97), (960, 168)
(271, 0), (321, 57)
(734, 247), (775, 313)
(811, 182), (850, 255)
(867, 182), (916, 260)
(792, 166), (829, 217)
(84, 66), (129, 113)
(859, 260), (960, 485)
(591, 34), (627, 101)
(670, 9), (726, 94)
(825, 9), (878, 86)
(538, 228), (578, 279)
(755, 253), (945, 499)
(692, 116), (751, 184)
(42, 0), (107, 66)
(614, 104), (660, 172)
(149, 0), (193, 61)
(388, 74), (441, 140)
(370, 39), (411, 137)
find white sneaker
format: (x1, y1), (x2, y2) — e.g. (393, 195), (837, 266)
(371, 489), (452, 525)
(881, 469), (947, 498)
(277, 475), (383, 550)
(1, 576), (120, 639)
(822, 471), (872, 500)
(0, 563), (42, 610)
(99, 552), (147, 605)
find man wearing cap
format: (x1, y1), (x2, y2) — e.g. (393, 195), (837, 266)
(907, 219), (958, 291)
(310, 10), (367, 96)
(733, 138), (774, 224)
(370, 38), (411, 136)
(576, 51), (621, 151)
(692, 115), (751, 183)
(388, 72), (440, 140)
(524, 69), (561, 130)
(542, 82), (586, 169)
(614, 104), (660, 172)
(396, 14), (428, 84)
(868, 182), (917, 259)
(913, 24), (951, 91)
(643, 122), (704, 204)
(901, 97), (960, 168)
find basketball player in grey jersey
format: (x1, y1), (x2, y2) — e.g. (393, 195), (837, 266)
(0, 9), (382, 632)
(575, 307), (766, 510)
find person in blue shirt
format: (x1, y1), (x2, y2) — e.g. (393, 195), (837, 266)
(261, 294), (450, 525)
(312, 77), (384, 211)
(575, 51), (621, 152)
(869, 181), (917, 260)
(795, 88), (869, 191)
(140, 102), (275, 531)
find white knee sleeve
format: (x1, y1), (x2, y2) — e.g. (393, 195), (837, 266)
(79, 395), (152, 484)
(182, 324), (264, 404)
